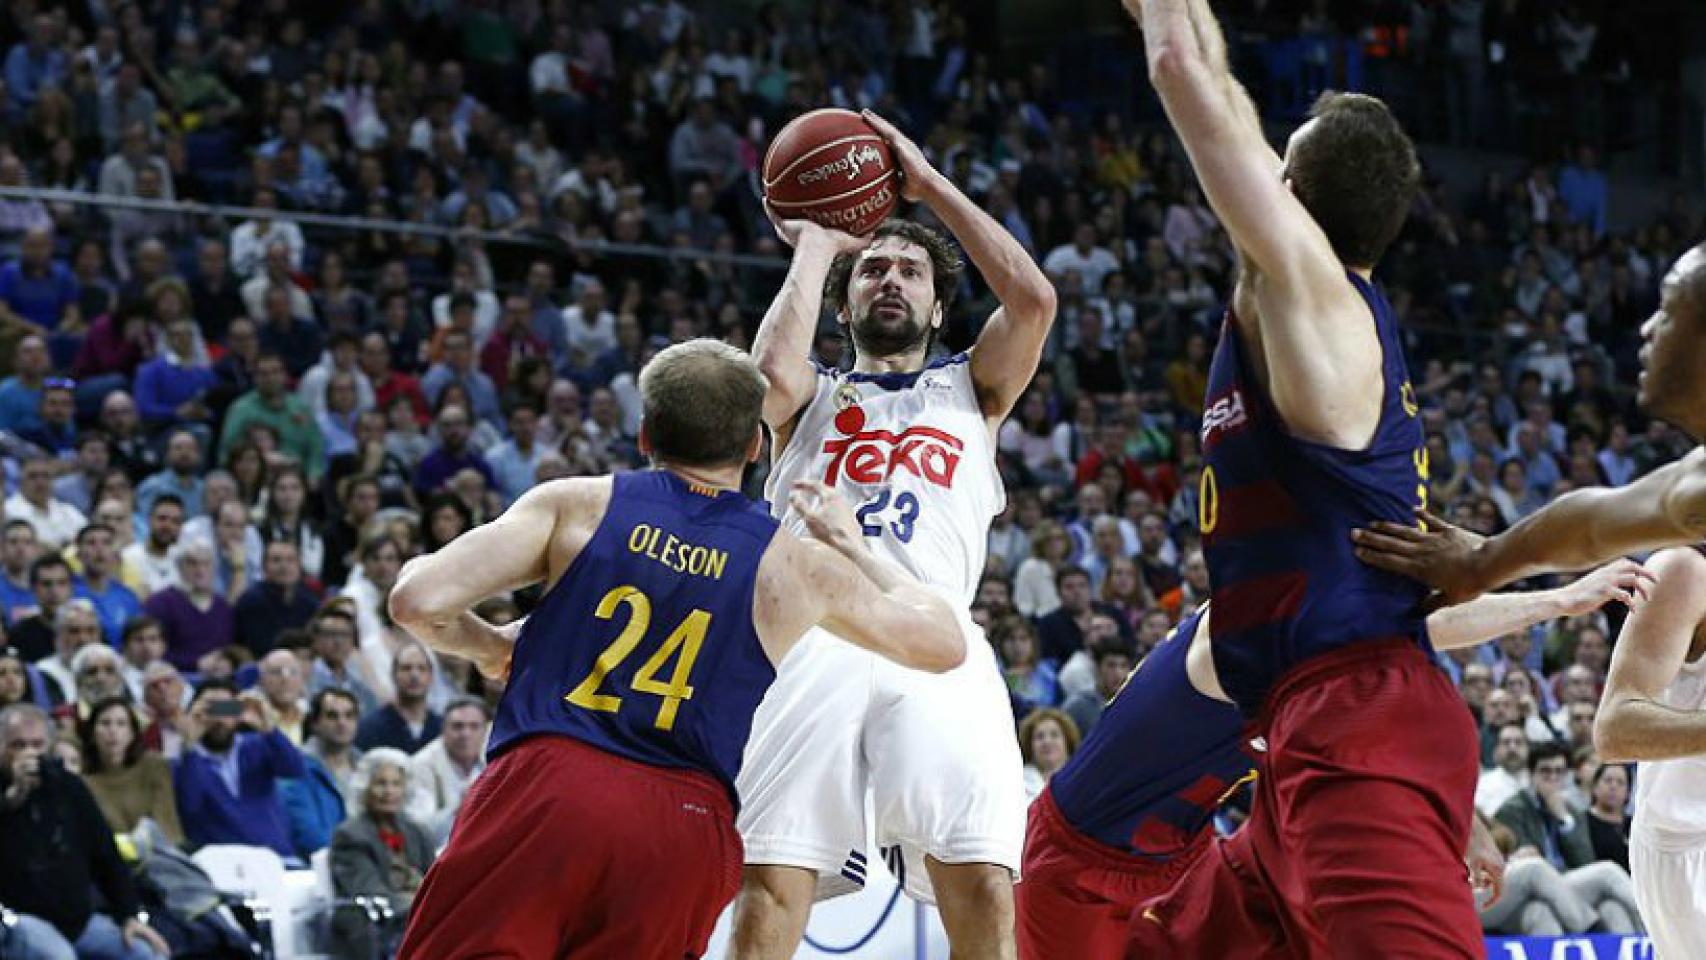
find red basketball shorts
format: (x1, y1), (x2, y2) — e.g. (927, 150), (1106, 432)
(1128, 639), (1483, 959)
(398, 734), (743, 960)
(1017, 787), (1210, 960)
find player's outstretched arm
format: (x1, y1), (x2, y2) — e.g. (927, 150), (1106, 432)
(752, 211), (870, 433)
(758, 481), (965, 673)
(1596, 547), (1706, 762)
(1426, 559), (1655, 651)
(390, 480), (594, 678)
(1123, 0), (1380, 447)
(1356, 447), (1706, 601)
(859, 111), (1056, 425)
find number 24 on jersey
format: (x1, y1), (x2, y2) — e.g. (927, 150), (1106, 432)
(565, 585), (710, 731)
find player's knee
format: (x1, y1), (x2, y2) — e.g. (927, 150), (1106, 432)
(931, 861), (1015, 913)
(736, 865), (815, 917)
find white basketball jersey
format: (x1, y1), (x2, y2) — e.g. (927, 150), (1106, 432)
(1635, 651), (1706, 845)
(765, 353), (1003, 606)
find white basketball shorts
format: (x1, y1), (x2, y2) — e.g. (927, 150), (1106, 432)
(735, 619), (1026, 905)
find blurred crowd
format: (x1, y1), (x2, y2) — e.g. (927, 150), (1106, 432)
(0, 0), (1698, 953)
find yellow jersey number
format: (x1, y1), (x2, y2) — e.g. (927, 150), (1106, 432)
(1199, 466), (1219, 536)
(565, 585), (710, 732)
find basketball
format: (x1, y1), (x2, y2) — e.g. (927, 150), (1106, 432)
(762, 108), (899, 236)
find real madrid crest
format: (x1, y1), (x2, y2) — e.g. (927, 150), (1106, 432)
(834, 382), (862, 411)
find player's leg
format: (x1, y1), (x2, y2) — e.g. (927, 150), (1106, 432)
(1262, 650), (1483, 959)
(1014, 793), (1150, 960)
(727, 865), (818, 960)
(927, 857), (1017, 960)
(1123, 830), (1297, 960)
(864, 635), (1025, 954)
(730, 633), (875, 957)
(400, 739), (601, 958)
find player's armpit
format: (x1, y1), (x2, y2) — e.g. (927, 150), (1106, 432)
(1594, 548), (1706, 763)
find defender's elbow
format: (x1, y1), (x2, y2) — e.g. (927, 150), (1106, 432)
(917, 628), (966, 674)
(1147, 43), (1206, 91)
(387, 563), (443, 630)
(1593, 712), (1632, 763)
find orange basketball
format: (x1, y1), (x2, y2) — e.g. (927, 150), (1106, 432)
(762, 108), (899, 236)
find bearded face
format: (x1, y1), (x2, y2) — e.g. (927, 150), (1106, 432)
(842, 237), (941, 359)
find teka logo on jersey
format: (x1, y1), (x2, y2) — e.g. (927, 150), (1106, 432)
(1199, 387), (1249, 453)
(821, 405), (963, 488)
(798, 143), (887, 186)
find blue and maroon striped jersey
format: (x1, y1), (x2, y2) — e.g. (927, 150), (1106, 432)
(487, 470), (781, 805)
(1199, 274), (1433, 716)
(1049, 606), (1259, 859)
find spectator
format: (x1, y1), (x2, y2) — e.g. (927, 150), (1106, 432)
(421, 328), (502, 427)
(173, 680), (305, 862)
(124, 495), (186, 598)
(100, 390), (160, 483)
(219, 353), (326, 479)
(0, 227), (79, 334)
(279, 687), (362, 859)
(72, 522), (141, 647)
(667, 98), (741, 195)
(255, 283), (327, 379)
(3, 14), (68, 113)
(138, 661), (188, 760)
(305, 602), (382, 717)
(0, 647), (31, 710)
(142, 538), (235, 672)
(136, 429), (207, 521)
(257, 649), (308, 745)
(993, 615), (1058, 714)
(481, 295), (549, 393)
(405, 697), (490, 846)
(1019, 707), (1080, 800)
(413, 403), (495, 497)
(54, 432), (111, 515)
(1477, 721), (1533, 822)
(330, 748), (436, 960)
(134, 319), (218, 433)
(116, 616), (164, 701)
(356, 642), (443, 754)
(486, 399), (546, 505)
(360, 330), (429, 427)
(1494, 740), (1642, 933)
(1036, 565), (1133, 666)
(11, 554), (74, 664)
(17, 378), (77, 458)
(79, 696), (185, 844)
(345, 536), (405, 675)
(257, 466), (326, 582)
(234, 539), (319, 657)
(299, 330), (377, 419)
(0, 703), (170, 959)
(0, 334), (50, 434)
(1013, 519), (1072, 618)
(429, 264), (501, 350)
(1043, 224), (1121, 304)
(1061, 640), (1136, 737)
(229, 189), (305, 280)
(0, 519), (38, 623)
(97, 62), (157, 150)
(321, 475), (381, 590)
(1582, 762), (1631, 872)
(5, 455), (86, 548)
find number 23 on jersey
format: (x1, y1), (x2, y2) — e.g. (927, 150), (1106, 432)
(565, 585), (710, 732)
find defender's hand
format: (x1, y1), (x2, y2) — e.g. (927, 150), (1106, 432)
(860, 110), (939, 202)
(1556, 559), (1656, 615)
(1352, 511), (1491, 605)
(790, 481), (863, 552)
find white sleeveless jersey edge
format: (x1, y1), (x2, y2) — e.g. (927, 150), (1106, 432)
(1634, 651), (1706, 846)
(764, 353), (1005, 606)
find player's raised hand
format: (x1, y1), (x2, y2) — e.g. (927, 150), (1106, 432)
(789, 481), (862, 552)
(860, 110), (939, 202)
(764, 199), (872, 255)
(1351, 511), (1490, 605)
(1556, 559), (1657, 615)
